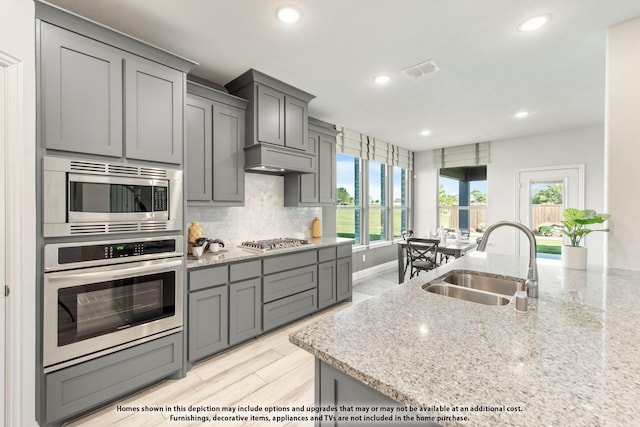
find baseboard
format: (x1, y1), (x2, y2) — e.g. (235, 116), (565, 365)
(353, 260), (397, 282)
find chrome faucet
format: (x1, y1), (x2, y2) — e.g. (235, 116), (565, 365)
(476, 221), (539, 298)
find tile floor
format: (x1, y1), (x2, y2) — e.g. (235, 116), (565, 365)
(66, 266), (400, 427)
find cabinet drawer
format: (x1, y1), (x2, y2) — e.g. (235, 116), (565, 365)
(263, 264), (316, 303)
(337, 244), (352, 259)
(263, 250), (316, 275)
(230, 260), (261, 282)
(189, 265), (228, 291)
(263, 289), (316, 332)
(318, 247), (336, 263)
(45, 333), (181, 424)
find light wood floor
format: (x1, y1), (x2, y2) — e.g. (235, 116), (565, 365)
(66, 268), (399, 427)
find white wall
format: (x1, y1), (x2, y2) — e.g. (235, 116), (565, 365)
(0, 0), (37, 425)
(414, 124), (606, 262)
(606, 17), (640, 271)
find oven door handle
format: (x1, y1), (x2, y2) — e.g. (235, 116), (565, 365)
(45, 258), (183, 287)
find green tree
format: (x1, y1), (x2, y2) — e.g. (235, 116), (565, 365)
(336, 187), (353, 205)
(470, 189), (486, 204)
(439, 184), (458, 206)
(532, 184), (563, 204)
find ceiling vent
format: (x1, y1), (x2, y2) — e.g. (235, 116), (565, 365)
(402, 60), (439, 79)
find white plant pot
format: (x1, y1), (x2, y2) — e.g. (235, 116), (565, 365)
(562, 245), (587, 270)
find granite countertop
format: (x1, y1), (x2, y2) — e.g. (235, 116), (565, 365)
(186, 237), (352, 269)
(290, 252), (640, 426)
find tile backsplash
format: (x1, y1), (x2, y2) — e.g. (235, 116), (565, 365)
(186, 173), (321, 245)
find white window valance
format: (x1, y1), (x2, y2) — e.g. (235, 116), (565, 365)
(336, 126), (414, 170)
(432, 142), (490, 168)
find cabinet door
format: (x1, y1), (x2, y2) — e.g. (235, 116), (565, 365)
(40, 22), (123, 157)
(188, 286), (229, 362)
(284, 96), (309, 151)
(318, 260), (337, 310)
(336, 257), (352, 302)
(299, 133), (319, 203)
(213, 103), (245, 202)
(125, 56), (183, 164)
(185, 96), (212, 201)
(256, 85), (285, 146)
(229, 278), (262, 346)
(318, 134), (337, 204)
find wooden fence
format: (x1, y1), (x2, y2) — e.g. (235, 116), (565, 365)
(531, 204), (562, 229)
(440, 204), (562, 232)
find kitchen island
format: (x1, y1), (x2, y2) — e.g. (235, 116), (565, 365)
(290, 252), (640, 426)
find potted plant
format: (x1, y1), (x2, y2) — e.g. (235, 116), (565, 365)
(540, 208), (610, 269)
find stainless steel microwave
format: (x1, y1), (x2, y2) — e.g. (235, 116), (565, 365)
(43, 156), (182, 237)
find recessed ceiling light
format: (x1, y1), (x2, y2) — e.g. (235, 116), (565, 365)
(374, 75), (391, 85)
(515, 111), (529, 118)
(420, 130), (431, 136)
(276, 6), (301, 24)
(518, 15), (551, 32)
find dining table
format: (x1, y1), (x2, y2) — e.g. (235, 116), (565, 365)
(395, 238), (478, 283)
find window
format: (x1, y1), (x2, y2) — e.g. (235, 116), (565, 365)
(335, 127), (413, 246)
(438, 165), (487, 238)
(393, 166), (408, 239)
(368, 160), (386, 242)
(336, 153), (361, 245)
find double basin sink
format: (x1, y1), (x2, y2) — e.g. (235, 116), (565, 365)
(422, 271), (526, 308)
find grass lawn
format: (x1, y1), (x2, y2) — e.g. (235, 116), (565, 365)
(337, 209), (405, 241)
(536, 237), (562, 255)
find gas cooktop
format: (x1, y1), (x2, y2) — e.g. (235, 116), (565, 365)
(240, 238), (311, 251)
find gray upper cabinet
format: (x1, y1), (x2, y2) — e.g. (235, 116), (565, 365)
(37, 4), (196, 164)
(40, 22), (123, 158)
(185, 97), (212, 201)
(284, 117), (338, 206)
(256, 85), (285, 146)
(213, 103), (245, 202)
(226, 69), (315, 152)
(186, 79), (248, 206)
(284, 96), (309, 151)
(124, 56), (183, 164)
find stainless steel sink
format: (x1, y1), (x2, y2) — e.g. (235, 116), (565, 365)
(442, 272), (525, 295)
(422, 270), (527, 309)
(424, 284), (511, 306)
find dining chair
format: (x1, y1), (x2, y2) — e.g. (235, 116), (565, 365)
(406, 237), (439, 278)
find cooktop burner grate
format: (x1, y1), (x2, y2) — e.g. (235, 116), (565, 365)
(240, 238), (310, 251)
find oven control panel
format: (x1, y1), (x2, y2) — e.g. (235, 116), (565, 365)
(55, 239), (177, 265)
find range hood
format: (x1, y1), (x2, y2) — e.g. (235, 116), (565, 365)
(244, 143), (316, 175)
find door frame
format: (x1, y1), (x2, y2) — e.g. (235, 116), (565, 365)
(515, 164), (585, 256)
(1, 50), (27, 427)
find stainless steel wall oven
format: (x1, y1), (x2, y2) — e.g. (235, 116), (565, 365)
(43, 236), (184, 372)
(42, 156), (182, 237)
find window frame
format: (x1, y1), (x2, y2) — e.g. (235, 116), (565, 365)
(337, 154), (412, 247)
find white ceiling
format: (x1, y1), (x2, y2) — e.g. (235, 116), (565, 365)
(46, 0), (640, 152)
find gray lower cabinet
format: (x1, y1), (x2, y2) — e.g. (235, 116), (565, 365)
(39, 21), (185, 164)
(186, 81), (248, 205)
(186, 245), (348, 365)
(188, 285), (229, 362)
(318, 260), (337, 309)
(316, 359), (432, 427)
(264, 289), (317, 332)
(45, 333), (182, 426)
(229, 278), (262, 345)
(284, 117), (338, 206)
(337, 245), (353, 302)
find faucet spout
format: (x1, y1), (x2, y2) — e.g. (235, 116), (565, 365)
(476, 221), (539, 298)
